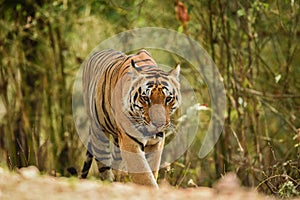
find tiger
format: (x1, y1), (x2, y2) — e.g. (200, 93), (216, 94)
(80, 49), (181, 188)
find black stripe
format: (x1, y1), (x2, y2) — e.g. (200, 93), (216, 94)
(137, 49), (151, 57)
(99, 166), (111, 173)
(134, 58), (153, 63)
(113, 156), (122, 161)
(93, 129), (110, 143)
(125, 132), (145, 152)
(95, 156), (111, 162)
(145, 74), (161, 78)
(161, 81), (169, 86)
(162, 86), (168, 91)
(81, 148), (93, 179)
(104, 118), (116, 136)
(138, 65), (156, 68)
(124, 55), (134, 63)
(100, 92), (115, 134)
(146, 81), (154, 86)
(92, 146), (111, 155)
(133, 92), (138, 102)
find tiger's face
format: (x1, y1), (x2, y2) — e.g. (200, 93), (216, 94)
(125, 60), (181, 138)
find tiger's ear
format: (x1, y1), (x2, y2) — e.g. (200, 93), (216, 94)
(169, 64), (180, 81)
(130, 59), (141, 78)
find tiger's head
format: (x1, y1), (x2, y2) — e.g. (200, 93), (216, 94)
(125, 59), (181, 138)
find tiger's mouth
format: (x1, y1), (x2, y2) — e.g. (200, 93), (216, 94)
(149, 131), (164, 139)
(146, 132), (164, 146)
(138, 125), (166, 137)
(156, 132), (164, 138)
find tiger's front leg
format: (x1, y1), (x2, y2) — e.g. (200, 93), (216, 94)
(118, 132), (159, 188)
(144, 136), (165, 181)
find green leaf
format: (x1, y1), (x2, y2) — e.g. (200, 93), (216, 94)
(177, 25), (183, 33)
(237, 9), (245, 17)
(16, 4), (22, 11)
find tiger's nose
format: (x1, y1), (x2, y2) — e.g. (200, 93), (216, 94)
(149, 104), (166, 129)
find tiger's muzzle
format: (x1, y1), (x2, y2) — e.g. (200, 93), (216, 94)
(148, 104), (167, 133)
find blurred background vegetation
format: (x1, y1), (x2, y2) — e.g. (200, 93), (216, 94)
(0, 0), (299, 198)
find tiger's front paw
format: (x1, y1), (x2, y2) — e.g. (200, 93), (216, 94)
(130, 172), (159, 188)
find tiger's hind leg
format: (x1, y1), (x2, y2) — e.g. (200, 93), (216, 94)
(112, 143), (126, 182)
(91, 130), (115, 182)
(94, 146), (115, 182)
(81, 149), (93, 178)
(80, 148), (115, 181)
(95, 159), (115, 182)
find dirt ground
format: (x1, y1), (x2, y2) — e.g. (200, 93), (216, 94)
(0, 166), (276, 200)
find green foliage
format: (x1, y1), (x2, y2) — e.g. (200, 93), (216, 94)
(0, 0), (299, 198)
(279, 181), (300, 198)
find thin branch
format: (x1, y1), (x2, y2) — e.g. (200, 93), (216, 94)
(236, 83), (300, 99)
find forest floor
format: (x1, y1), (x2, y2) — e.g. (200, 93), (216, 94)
(0, 166), (278, 200)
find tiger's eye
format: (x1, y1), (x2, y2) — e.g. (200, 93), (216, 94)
(142, 96), (149, 102)
(165, 96), (172, 103)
